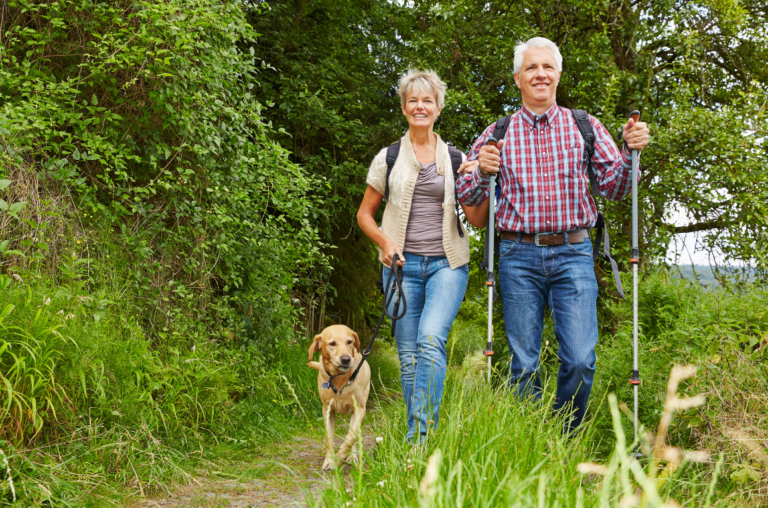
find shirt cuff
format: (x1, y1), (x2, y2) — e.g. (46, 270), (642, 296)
(472, 165), (491, 187)
(621, 144), (634, 168)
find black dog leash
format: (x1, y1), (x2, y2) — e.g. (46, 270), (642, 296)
(324, 254), (407, 395)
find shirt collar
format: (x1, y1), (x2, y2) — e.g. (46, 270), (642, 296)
(520, 103), (559, 129)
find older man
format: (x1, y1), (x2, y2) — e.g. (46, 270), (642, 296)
(457, 37), (649, 430)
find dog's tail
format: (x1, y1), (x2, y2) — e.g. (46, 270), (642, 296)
(307, 361), (321, 371)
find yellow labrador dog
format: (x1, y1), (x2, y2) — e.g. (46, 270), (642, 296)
(308, 324), (371, 470)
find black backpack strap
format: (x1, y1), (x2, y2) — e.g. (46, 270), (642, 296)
(570, 109), (626, 300)
(492, 115), (512, 144)
(448, 146), (465, 238)
(384, 140), (401, 200)
(570, 109), (599, 197)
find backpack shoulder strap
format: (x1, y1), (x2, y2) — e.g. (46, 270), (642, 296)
(492, 115), (512, 143)
(448, 146), (462, 180)
(384, 140), (401, 200)
(447, 146), (465, 238)
(570, 109), (626, 300)
(570, 109), (599, 197)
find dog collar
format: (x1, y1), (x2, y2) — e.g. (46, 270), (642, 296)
(323, 373), (353, 396)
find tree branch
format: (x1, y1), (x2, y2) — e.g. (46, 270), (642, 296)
(668, 218), (732, 234)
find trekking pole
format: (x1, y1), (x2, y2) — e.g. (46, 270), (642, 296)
(627, 110), (642, 448)
(483, 136), (499, 383)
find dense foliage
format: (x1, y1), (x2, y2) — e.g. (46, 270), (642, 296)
(0, 0), (325, 345)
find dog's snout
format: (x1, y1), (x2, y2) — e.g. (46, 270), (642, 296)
(340, 355), (352, 365)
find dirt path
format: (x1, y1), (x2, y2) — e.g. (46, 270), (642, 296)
(136, 425), (376, 508)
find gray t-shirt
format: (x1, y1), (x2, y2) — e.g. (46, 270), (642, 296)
(403, 161), (447, 257)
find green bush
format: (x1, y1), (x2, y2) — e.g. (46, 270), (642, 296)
(0, 271), (239, 444)
(0, 0), (326, 344)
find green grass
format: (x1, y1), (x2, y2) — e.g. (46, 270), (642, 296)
(303, 268), (768, 507)
(310, 367), (720, 508)
(2, 267), (766, 507)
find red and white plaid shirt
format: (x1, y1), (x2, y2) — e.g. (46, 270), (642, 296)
(457, 103), (640, 233)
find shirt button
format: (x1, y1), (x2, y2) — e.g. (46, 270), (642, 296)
(547, 221), (551, 224)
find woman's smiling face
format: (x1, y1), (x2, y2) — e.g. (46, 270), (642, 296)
(402, 89), (441, 131)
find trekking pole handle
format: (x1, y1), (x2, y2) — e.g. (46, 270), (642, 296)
(619, 110), (641, 142)
(619, 109), (640, 141)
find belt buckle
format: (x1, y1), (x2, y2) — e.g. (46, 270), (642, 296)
(534, 232), (554, 247)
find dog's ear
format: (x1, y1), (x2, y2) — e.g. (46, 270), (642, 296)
(308, 334), (322, 362)
(351, 331), (361, 353)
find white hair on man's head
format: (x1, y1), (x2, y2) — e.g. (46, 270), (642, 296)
(513, 37), (563, 74)
(397, 69), (447, 108)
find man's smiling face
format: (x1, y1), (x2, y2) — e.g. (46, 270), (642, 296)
(514, 46), (561, 113)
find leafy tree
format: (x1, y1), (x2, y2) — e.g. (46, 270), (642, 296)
(0, 0), (325, 343)
(246, 0), (412, 329)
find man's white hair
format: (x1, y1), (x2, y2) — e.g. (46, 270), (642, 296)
(513, 37), (563, 74)
(397, 69), (447, 108)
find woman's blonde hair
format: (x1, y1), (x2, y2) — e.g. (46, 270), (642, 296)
(397, 69), (447, 108)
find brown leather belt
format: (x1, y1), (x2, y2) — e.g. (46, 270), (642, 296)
(501, 229), (589, 246)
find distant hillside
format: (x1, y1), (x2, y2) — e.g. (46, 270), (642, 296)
(672, 265), (754, 287)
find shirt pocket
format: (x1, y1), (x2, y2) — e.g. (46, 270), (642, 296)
(562, 146), (586, 185)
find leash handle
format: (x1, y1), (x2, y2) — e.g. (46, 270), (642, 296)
(382, 253), (407, 323)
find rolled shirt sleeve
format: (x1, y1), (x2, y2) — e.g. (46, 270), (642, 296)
(456, 123), (495, 207)
(590, 117), (641, 201)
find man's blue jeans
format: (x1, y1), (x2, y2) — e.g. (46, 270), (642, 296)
(497, 233), (599, 431)
(383, 253), (468, 442)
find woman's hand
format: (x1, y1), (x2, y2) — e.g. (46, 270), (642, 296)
(457, 159), (479, 175)
(382, 236), (405, 267)
(357, 185), (406, 267)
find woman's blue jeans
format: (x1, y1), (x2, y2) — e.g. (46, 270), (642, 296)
(383, 253), (468, 442)
(497, 233), (599, 432)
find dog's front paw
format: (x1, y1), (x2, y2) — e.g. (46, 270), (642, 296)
(321, 457), (335, 471)
(345, 453), (359, 465)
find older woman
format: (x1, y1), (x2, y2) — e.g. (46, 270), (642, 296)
(357, 70), (486, 443)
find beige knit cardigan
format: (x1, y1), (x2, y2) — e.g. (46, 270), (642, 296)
(366, 132), (470, 269)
